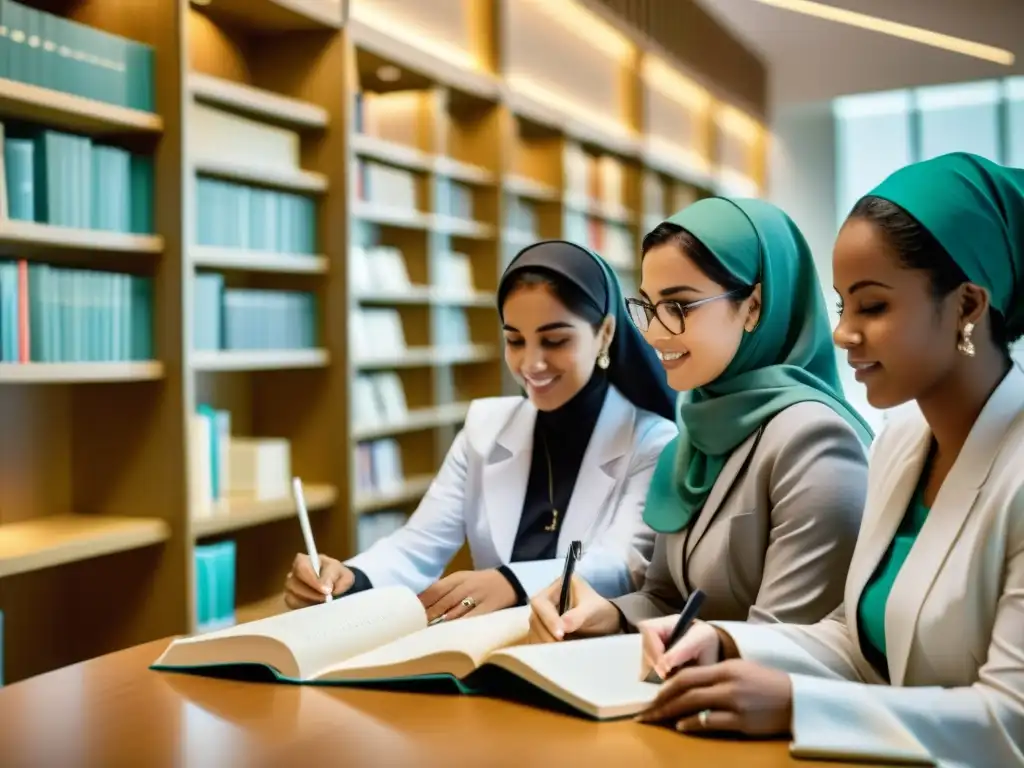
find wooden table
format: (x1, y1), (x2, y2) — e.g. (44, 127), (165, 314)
(0, 639), (829, 767)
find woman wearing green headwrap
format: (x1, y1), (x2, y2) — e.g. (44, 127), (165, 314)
(528, 196), (872, 643)
(639, 153), (1024, 767)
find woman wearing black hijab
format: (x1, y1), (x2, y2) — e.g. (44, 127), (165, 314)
(285, 241), (677, 622)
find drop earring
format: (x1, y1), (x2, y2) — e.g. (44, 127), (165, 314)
(957, 322), (976, 357)
(597, 349), (610, 369)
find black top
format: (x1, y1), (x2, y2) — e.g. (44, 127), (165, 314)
(510, 371), (609, 561)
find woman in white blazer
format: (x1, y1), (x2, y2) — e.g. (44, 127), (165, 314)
(285, 241), (677, 622)
(636, 153), (1024, 768)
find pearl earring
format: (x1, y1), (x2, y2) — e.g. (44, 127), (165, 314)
(957, 322), (976, 357)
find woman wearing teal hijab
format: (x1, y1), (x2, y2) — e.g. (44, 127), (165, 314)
(639, 153), (1024, 767)
(528, 196), (872, 643)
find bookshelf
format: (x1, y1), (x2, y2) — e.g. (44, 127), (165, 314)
(0, 0), (766, 683)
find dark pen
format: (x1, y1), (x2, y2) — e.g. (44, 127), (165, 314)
(557, 540), (583, 615)
(643, 588), (706, 684)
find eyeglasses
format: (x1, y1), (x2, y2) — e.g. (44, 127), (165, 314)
(625, 289), (747, 335)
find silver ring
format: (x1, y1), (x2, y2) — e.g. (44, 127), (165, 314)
(461, 596), (477, 609)
(698, 709), (710, 728)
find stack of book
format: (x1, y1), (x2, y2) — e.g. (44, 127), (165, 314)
(194, 541), (236, 633)
(195, 176), (317, 255)
(0, 261), (153, 363)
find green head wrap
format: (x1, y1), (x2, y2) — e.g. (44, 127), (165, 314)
(867, 152), (1024, 341)
(643, 197), (874, 533)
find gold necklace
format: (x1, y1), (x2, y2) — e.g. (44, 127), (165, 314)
(541, 433), (559, 532)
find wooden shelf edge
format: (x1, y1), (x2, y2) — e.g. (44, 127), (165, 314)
(353, 344), (497, 370)
(355, 287), (492, 307)
(191, 349), (330, 372)
(0, 515), (170, 579)
(191, 246), (328, 274)
(352, 402), (471, 441)
(354, 474), (434, 514)
(0, 77), (163, 135)
(0, 219), (164, 254)
(351, 204), (432, 229)
(194, 158), (328, 194)
(193, 484), (337, 539)
(350, 133), (433, 172)
(192, 0), (343, 31)
(0, 362), (164, 384)
(189, 73), (329, 130)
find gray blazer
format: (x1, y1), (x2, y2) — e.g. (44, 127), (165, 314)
(612, 401), (868, 628)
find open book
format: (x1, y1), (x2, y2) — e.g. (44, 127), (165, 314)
(151, 585), (659, 720)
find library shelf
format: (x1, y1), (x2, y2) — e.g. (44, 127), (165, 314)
(352, 402), (471, 441)
(432, 156), (495, 185)
(191, 0), (343, 31)
(353, 344), (497, 371)
(562, 195), (635, 226)
(432, 216), (495, 240)
(0, 362), (165, 384)
(193, 157), (328, 194)
(503, 175), (560, 201)
(192, 484), (337, 539)
(354, 474), (435, 515)
(191, 246), (328, 274)
(235, 592), (289, 624)
(189, 73), (329, 131)
(348, 18), (501, 101)
(350, 133), (434, 173)
(0, 221), (164, 257)
(0, 515), (171, 579)
(191, 349), (330, 372)
(352, 203), (433, 230)
(0, 76), (164, 136)
(355, 287), (492, 308)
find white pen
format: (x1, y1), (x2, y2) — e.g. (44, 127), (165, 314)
(292, 476), (332, 602)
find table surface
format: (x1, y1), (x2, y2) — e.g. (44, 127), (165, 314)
(0, 638), (832, 767)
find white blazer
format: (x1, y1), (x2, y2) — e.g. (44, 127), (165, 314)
(346, 385), (677, 599)
(713, 362), (1024, 768)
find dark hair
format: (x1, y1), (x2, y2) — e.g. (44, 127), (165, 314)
(848, 195), (1012, 351)
(499, 268), (604, 330)
(641, 222), (754, 301)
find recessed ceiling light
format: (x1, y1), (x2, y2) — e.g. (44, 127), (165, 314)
(750, 0), (1015, 65)
(376, 65), (401, 83)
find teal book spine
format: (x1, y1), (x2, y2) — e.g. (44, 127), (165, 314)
(129, 154), (153, 235)
(194, 545), (212, 630)
(215, 540), (237, 627)
(4, 138), (35, 222)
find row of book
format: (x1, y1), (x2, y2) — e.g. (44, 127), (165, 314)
(436, 177), (474, 220)
(190, 404), (294, 511)
(0, 0), (155, 111)
(349, 243), (477, 298)
(642, 170), (700, 229)
(357, 510), (407, 552)
(193, 273), (318, 352)
(0, 260), (153, 363)
(354, 158), (418, 214)
(350, 307), (472, 361)
(507, 196), (539, 236)
(564, 142), (626, 213)
(564, 213), (635, 270)
(355, 438), (404, 496)
(2, 124), (153, 233)
(194, 176), (318, 256)
(195, 541), (236, 632)
(352, 371), (407, 432)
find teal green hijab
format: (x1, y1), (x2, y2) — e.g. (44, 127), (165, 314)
(867, 152), (1024, 341)
(644, 197), (874, 533)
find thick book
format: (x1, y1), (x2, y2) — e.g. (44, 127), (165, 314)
(151, 586), (659, 720)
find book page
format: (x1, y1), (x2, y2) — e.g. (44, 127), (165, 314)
(319, 606), (532, 681)
(485, 634), (660, 719)
(154, 586), (427, 680)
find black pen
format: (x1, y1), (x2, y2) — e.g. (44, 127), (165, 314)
(644, 588), (706, 683)
(557, 540), (583, 615)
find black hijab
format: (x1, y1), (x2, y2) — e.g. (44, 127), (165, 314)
(496, 240), (675, 421)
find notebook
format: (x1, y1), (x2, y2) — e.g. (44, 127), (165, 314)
(151, 585), (660, 720)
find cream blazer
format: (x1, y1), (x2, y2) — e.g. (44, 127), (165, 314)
(613, 401), (869, 627)
(715, 362), (1024, 768)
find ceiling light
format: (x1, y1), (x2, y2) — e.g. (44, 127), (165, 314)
(749, 0), (1015, 65)
(376, 65), (401, 83)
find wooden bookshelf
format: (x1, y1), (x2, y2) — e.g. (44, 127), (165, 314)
(0, 0), (766, 684)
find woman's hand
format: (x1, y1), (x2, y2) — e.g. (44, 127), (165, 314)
(636, 659), (793, 736)
(639, 619), (722, 680)
(418, 570), (517, 623)
(284, 553), (354, 609)
(527, 575), (621, 643)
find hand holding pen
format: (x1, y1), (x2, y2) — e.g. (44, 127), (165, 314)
(640, 589), (707, 683)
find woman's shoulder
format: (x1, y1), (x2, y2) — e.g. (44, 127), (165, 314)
(761, 400), (870, 450)
(755, 401), (871, 482)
